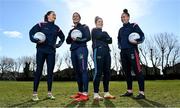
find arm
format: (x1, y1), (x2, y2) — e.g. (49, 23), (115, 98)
(101, 31), (112, 44)
(29, 24), (41, 43)
(66, 30), (73, 44)
(56, 28), (65, 48)
(134, 24), (145, 44)
(91, 28), (104, 40)
(92, 29), (112, 44)
(117, 29), (121, 49)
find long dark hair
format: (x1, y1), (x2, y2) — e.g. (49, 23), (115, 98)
(44, 11), (54, 22)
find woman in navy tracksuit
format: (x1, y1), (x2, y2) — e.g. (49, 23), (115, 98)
(29, 11), (65, 101)
(92, 16), (115, 100)
(118, 9), (145, 99)
(66, 12), (90, 102)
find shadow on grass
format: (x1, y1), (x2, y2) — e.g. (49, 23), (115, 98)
(65, 100), (78, 107)
(9, 98), (48, 107)
(91, 99), (101, 107)
(104, 99), (116, 107)
(9, 93), (61, 107)
(132, 97), (166, 107)
(78, 101), (86, 107)
(65, 100), (87, 107)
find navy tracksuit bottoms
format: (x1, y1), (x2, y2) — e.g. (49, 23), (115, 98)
(120, 48), (144, 91)
(71, 47), (89, 93)
(33, 48), (55, 92)
(93, 46), (111, 93)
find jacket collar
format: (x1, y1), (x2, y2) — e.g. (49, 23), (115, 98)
(75, 23), (82, 27)
(123, 22), (130, 27)
(46, 21), (54, 25)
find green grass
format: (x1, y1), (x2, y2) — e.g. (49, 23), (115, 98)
(0, 80), (180, 107)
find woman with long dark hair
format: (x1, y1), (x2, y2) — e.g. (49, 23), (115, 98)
(66, 12), (90, 102)
(29, 11), (65, 101)
(118, 9), (145, 99)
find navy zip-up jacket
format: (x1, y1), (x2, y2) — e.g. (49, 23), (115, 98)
(66, 23), (91, 51)
(118, 22), (145, 49)
(29, 21), (65, 50)
(91, 28), (112, 50)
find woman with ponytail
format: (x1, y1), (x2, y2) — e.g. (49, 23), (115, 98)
(29, 11), (65, 101)
(91, 16), (115, 101)
(118, 9), (145, 99)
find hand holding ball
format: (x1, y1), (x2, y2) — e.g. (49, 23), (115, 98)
(71, 29), (82, 41)
(34, 32), (46, 43)
(128, 32), (140, 44)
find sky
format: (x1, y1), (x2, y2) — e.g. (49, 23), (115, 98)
(0, 0), (180, 60)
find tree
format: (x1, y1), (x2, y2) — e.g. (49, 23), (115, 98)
(63, 51), (72, 68)
(0, 57), (15, 79)
(111, 45), (119, 73)
(16, 57), (23, 72)
(139, 41), (149, 75)
(165, 33), (177, 68)
(147, 36), (161, 75)
(23, 62), (31, 79)
(111, 44), (121, 76)
(88, 51), (93, 70)
(56, 54), (63, 71)
(20, 56), (34, 78)
(172, 47), (180, 73)
(88, 50), (94, 79)
(30, 55), (36, 72)
(155, 33), (168, 75)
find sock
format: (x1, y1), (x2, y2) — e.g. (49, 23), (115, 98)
(82, 92), (88, 96)
(139, 91), (145, 95)
(78, 92), (83, 94)
(94, 93), (99, 97)
(104, 92), (110, 96)
(33, 91), (37, 94)
(48, 92), (52, 96)
(33, 93), (38, 96)
(127, 90), (133, 93)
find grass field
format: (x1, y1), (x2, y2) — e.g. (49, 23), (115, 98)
(0, 80), (180, 107)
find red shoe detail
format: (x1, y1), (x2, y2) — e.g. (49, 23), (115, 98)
(70, 92), (82, 99)
(75, 94), (89, 102)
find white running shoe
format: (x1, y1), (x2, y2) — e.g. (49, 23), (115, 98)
(94, 93), (103, 101)
(32, 94), (39, 101)
(47, 93), (55, 100)
(104, 92), (116, 99)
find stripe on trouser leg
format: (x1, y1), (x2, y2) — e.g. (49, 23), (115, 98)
(82, 55), (85, 70)
(93, 48), (97, 81)
(81, 48), (85, 70)
(134, 49), (141, 73)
